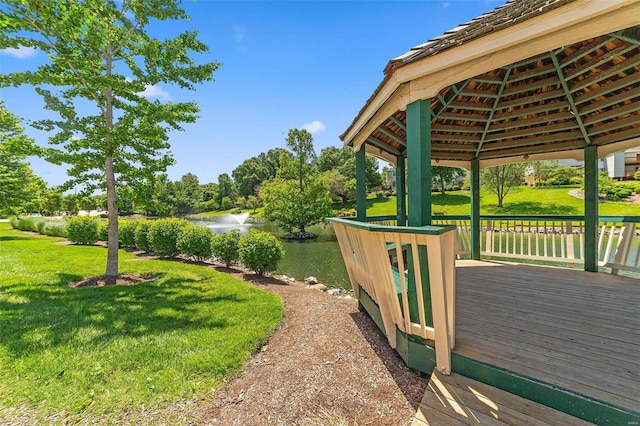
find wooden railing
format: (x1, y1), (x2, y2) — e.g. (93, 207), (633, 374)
(431, 215), (640, 273)
(329, 217), (457, 374)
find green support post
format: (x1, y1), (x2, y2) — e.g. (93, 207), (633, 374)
(584, 145), (598, 272)
(406, 99), (432, 325)
(356, 145), (367, 222)
(471, 158), (481, 260)
(396, 155), (406, 226)
(406, 100), (432, 226)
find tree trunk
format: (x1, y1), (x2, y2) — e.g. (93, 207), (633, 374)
(105, 155), (119, 282)
(439, 174), (446, 195)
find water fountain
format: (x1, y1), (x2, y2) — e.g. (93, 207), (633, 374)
(206, 212), (252, 234)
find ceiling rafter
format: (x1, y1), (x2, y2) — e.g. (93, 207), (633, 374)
(476, 65), (512, 157)
(565, 44), (638, 81)
(366, 136), (402, 156)
(558, 35), (615, 68)
(588, 114), (639, 137)
(611, 31), (640, 47)
(487, 110), (574, 132)
(483, 121), (579, 142)
(479, 140), (585, 159)
(431, 79), (472, 120)
(389, 116), (406, 132)
(574, 72), (640, 105)
(375, 126), (406, 147)
(583, 101), (638, 126)
(579, 89), (639, 115)
(570, 55), (640, 93)
(497, 88), (565, 110)
(550, 51), (592, 145)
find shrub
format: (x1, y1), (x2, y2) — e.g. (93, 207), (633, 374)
(211, 229), (240, 267)
(336, 208), (356, 217)
(634, 170), (640, 181)
(98, 221), (109, 241)
(148, 218), (189, 257)
(119, 219), (139, 248)
(238, 230), (285, 276)
(36, 219), (47, 234)
(67, 216), (99, 245)
(569, 176), (583, 185)
(135, 220), (153, 253)
(43, 220), (67, 237)
(177, 224), (213, 261)
(17, 217), (43, 232)
(376, 190), (385, 198)
(605, 192), (621, 201)
(9, 216), (19, 229)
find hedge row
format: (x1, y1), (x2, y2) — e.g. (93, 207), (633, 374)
(10, 216), (285, 275)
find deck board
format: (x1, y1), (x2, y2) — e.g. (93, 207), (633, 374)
(454, 260), (640, 414)
(412, 371), (593, 425)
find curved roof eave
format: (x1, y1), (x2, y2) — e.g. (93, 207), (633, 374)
(341, 0), (640, 152)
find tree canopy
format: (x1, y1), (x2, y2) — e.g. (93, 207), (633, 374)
(0, 101), (38, 216)
(317, 146), (382, 191)
(0, 0), (219, 279)
(232, 148), (285, 198)
(261, 129), (331, 237)
(482, 163), (526, 208)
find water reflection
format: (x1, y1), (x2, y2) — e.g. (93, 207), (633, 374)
(190, 218), (351, 289)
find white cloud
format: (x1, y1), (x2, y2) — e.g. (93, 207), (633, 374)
(302, 120), (326, 134)
(234, 25), (247, 43)
(138, 84), (170, 101)
(0, 46), (36, 59)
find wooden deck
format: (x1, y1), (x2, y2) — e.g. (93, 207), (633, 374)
(412, 371), (593, 425)
(453, 260), (640, 415)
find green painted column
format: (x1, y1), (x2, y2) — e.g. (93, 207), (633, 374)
(396, 155), (406, 226)
(584, 145), (599, 272)
(471, 158), (481, 260)
(406, 99), (432, 226)
(406, 99), (432, 326)
(356, 144), (367, 222)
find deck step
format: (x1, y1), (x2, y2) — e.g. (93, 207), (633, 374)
(412, 370), (593, 425)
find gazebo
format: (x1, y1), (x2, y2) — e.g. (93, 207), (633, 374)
(329, 0), (640, 423)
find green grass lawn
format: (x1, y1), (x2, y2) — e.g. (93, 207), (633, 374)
(0, 223), (283, 421)
(366, 185), (640, 217)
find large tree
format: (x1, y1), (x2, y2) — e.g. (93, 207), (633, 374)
(0, 101), (38, 216)
(1, 1), (219, 281)
(482, 163), (526, 208)
(232, 148), (285, 197)
(317, 145), (382, 191)
(432, 165), (465, 195)
(261, 129), (331, 236)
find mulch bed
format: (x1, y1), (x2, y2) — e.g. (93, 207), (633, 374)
(187, 267), (430, 425)
(70, 274), (156, 287)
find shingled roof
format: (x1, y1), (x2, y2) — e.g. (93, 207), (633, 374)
(388, 0), (573, 70)
(342, 0), (640, 169)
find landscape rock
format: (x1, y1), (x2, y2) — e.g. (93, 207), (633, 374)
(308, 283), (328, 291)
(304, 276), (319, 284)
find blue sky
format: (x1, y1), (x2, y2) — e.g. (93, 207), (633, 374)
(0, 0), (503, 187)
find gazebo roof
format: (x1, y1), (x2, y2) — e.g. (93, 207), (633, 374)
(341, 0), (640, 169)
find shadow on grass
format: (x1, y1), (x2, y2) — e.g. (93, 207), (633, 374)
(484, 201), (579, 215)
(0, 235), (31, 241)
(431, 193), (470, 206)
(0, 271), (242, 357)
(350, 310), (429, 410)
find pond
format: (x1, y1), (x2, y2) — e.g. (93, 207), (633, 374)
(190, 218), (351, 289)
